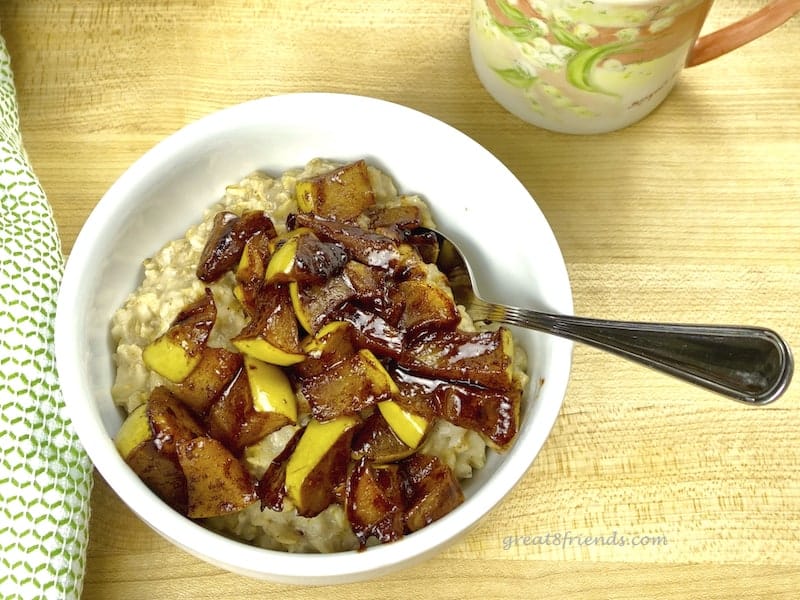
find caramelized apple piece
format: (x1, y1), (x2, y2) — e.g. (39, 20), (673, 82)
(345, 458), (405, 548)
(125, 440), (188, 514)
(114, 403), (151, 460)
(176, 436), (258, 518)
(289, 274), (356, 335)
(399, 327), (515, 390)
(366, 205), (421, 231)
(377, 400), (429, 449)
(256, 427), (304, 511)
(206, 368), (290, 452)
(389, 279), (459, 335)
(197, 210), (276, 283)
(234, 230), (273, 314)
(295, 160), (375, 221)
(395, 243), (431, 281)
(342, 261), (391, 314)
(244, 355), (298, 423)
(300, 349), (396, 421)
(393, 367), (520, 450)
(337, 305), (405, 360)
(293, 213), (400, 269)
(351, 411), (415, 464)
(402, 228), (440, 266)
(142, 289), (216, 382)
(166, 347), (242, 414)
(400, 454), (464, 533)
(147, 386), (206, 455)
(438, 384), (521, 451)
(232, 283), (305, 366)
(266, 231), (348, 284)
(284, 415), (361, 517)
(294, 321), (358, 379)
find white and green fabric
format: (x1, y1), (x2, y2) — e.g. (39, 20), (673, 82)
(0, 35), (93, 599)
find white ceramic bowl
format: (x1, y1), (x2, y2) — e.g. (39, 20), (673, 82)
(56, 93), (573, 584)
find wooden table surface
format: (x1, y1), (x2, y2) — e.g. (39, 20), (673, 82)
(3, 1), (799, 597)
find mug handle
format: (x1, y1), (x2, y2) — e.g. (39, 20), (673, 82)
(687, 0), (800, 67)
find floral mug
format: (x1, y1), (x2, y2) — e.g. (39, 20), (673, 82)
(470, 0), (800, 134)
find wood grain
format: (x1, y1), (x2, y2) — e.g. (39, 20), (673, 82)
(2, 1), (798, 597)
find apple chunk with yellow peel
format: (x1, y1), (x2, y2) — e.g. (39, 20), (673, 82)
(289, 273), (355, 335)
(176, 436), (258, 518)
(232, 283), (305, 366)
(295, 321), (358, 379)
(243, 355), (298, 423)
(265, 231), (347, 285)
(388, 279), (459, 335)
(284, 415), (361, 517)
(400, 327), (516, 391)
(295, 159), (375, 221)
(166, 346), (242, 415)
(377, 400), (429, 449)
(234, 230), (272, 315)
(300, 348), (397, 421)
(206, 367), (291, 452)
(147, 386), (206, 455)
(126, 440), (188, 514)
(345, 458), (405, 548)
(196, 210), (276, 284)
(400, 453), (464, 533)
(114, 403), (150, 460)
(142, 288), (216, 383)
(351, 410), (415, 464)
(114, 387), (205, 514)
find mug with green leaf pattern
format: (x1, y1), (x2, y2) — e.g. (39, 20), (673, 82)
(470, 0), (799, 134)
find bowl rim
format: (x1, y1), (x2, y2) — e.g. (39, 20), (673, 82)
(55, 92), (574, 583)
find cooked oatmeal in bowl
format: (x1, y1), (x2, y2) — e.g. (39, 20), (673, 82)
(55, 93), (573, 583)
(110, 158), (529, 553)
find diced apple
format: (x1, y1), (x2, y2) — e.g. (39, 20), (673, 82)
(232, 284), (305, 366)
(284, 415), (361, 517)
(265, 235), (299, 283)
(377, 400), (429, 449)
(243, 355), (298, 423)
(206, 368), (290, 452)
(345, 458), (405, 548)
(400, 454), (464, 533)
(234, 230), (273, 314)
(293, 213), (400, 269)
(366, 205), (421, 231)
(146, 386), (206, 456)
(256, 426), (303, 511)
(351, 411), (415, 464)
(176, 436), (258, 518)
(265, 232), (347, 285)
(114, 403), (151, 460)
(389, 279), (459, 335)
(295, 160), (375, 221)
(392, 365), (521, 450)
(125, 439), (188, 514)
(196, 210), (276, 283)
(337, 305), (405, 360)
(166, 347), (242, 414)
(295, 321), (357, 379)
(142, 289), (216, 383)
(300, 349), (397, 421)
(399, 327), (515, 390)
(288, 273), (355, 335)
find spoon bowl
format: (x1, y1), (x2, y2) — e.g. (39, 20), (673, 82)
(420, 227), (794, 405)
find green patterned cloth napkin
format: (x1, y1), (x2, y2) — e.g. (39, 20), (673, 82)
(0, 36), (93, 599)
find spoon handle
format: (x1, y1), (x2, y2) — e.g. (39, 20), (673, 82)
(478, 302), (793, 404)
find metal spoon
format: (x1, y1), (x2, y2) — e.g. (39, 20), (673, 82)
(417, 227), (793, 405)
